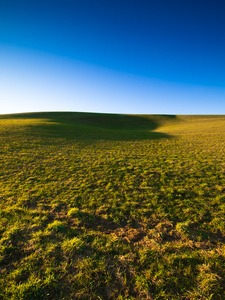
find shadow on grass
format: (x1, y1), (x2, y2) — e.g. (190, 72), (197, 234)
(0, 111), (176, 141)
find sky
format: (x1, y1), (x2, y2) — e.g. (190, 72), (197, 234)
(0, 0), (225, 115)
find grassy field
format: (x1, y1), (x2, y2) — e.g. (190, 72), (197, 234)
(0, 112), (225, 299)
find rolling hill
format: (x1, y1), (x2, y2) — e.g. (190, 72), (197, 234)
(0, 112), (225, 299)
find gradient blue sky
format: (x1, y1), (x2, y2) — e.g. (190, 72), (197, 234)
(1, 0), (225, 114)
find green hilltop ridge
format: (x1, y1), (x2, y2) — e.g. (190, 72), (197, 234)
(0, 112), (225, 299)
(0, 111), (178, 140)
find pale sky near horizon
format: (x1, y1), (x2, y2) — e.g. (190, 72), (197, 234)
(1, 0), (225, 115)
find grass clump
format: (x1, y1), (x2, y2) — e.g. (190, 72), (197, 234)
(0, 112), (225, 299)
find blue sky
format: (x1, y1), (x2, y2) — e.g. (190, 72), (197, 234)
(1, 0), (225, 114)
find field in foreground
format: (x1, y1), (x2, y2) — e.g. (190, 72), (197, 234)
(0, 112), (225, 299)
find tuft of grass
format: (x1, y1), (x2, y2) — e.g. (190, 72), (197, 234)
(0, 112), (225, 299)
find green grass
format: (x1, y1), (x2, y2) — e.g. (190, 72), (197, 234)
(0, 112), (225, 299)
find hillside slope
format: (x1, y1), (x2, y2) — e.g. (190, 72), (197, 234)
(0, 111), (178, 140)
(0, 112), (225, 299)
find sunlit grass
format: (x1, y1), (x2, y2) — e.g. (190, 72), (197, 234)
(0, 112), (225, 299)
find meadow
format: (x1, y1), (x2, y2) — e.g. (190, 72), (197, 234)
(0, 112), (225, 299)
